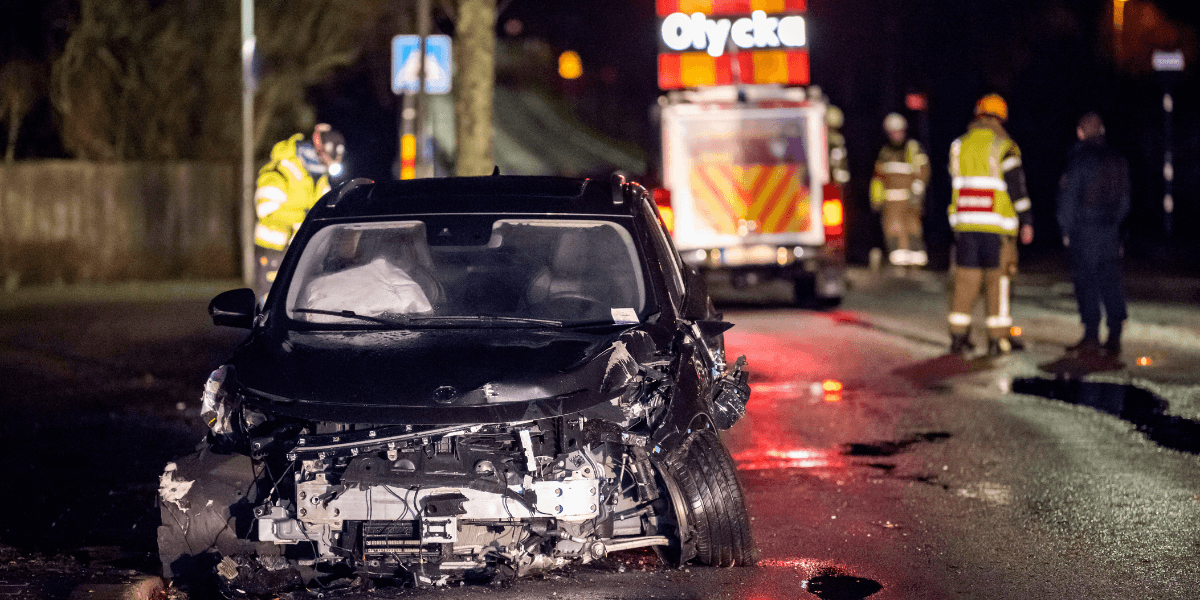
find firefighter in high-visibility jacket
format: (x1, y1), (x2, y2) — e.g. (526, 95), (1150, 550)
(946, 94), (1033, 356)
(254, 123), (345, 298)
(870, 113), (930, 268)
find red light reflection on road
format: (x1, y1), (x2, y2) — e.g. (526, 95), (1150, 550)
(757, 558), (827, 570)
(727, 332), (848, 475)
(734, 446), (843, 471)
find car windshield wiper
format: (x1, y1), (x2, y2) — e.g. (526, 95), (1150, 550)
(406, 315), (563, 328)
(290, 308), (408, 326)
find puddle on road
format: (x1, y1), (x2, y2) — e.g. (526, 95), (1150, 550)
(804, 573), (883, 599)
(1012, 378), (1200, 454)
(843, 432), (951, 457)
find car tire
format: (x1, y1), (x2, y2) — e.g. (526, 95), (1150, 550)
(792, 276), (816, 307)
(667, 429), (755, 567)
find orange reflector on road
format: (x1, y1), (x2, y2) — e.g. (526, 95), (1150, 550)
(822, 379), (842, 392)
(1137, 356), (1152, 366)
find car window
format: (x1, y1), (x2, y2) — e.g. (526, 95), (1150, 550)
(285, 219), (646, 326)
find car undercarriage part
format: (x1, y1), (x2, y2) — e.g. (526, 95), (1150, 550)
(711, 355), (751, 430)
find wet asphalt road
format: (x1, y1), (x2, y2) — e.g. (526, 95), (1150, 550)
(0, 276), (1198, 599)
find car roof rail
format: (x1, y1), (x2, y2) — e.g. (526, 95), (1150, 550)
(327, 178), (375, 207)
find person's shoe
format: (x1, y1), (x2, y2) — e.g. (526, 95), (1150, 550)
(949, 333), (974, 355)
(1067, 336), (1101, 354)
(1105, 322), (1123, 358)
(987, 338), (1012, 356)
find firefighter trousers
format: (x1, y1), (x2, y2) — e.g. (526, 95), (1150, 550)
(948, 232), (1016, 341)
(880, 200), (926, 266)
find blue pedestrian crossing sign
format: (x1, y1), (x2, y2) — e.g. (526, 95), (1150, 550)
(392, 34), (452, 95)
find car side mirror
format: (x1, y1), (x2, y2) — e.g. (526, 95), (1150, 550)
(681, 266), (711, 321)
(209, 288), (257, 328)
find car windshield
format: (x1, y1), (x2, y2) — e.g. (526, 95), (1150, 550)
(284, 219), (647, 327)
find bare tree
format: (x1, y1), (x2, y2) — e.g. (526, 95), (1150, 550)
(455, 0), (495, 175)
(0, 58), (44, 162)
(50, 0), (384, 161)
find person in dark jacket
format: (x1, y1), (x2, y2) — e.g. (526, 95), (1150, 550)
(1056, 112), (1130, 356)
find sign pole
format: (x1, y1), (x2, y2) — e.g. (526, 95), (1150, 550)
(1152, 49), (1184, 240)
(393, 32), (450, 178)
(416, 0), (432, 178)
(240, 0), (256, 287)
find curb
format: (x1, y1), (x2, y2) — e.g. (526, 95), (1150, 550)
(67, 576), (164, 600)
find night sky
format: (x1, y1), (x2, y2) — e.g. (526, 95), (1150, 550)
(3, 0), (1198, 270)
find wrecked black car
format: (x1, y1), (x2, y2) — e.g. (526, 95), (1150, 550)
(158, 175), (753, 593)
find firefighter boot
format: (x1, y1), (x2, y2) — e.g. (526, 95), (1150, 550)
(949, 333), (974, 356)
(987, 338), (1012, 356)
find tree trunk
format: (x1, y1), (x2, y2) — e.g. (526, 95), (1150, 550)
(454, 0), (494, 176)
(4, 106), (17, 163)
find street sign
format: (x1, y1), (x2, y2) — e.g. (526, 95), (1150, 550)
(1152, 49), (1184, 72)
(392, 34), (452, 94)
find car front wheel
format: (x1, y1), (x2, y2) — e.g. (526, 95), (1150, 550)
(667, 428), (756, 567)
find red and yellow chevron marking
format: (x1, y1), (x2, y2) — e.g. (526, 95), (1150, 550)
(659, 50), (809, 89)
(656, 0), (806, 16)
(690, 164), (811, 234)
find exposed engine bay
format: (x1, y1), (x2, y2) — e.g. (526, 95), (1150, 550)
(160, 355), (749, 592)
(261, 417), (674, 586)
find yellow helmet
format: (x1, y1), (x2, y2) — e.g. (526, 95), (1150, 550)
(826, 105), (844, 129)
(975, 94), (1008, 121)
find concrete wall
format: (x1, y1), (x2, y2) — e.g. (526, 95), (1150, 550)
(0, 161), (240, 287)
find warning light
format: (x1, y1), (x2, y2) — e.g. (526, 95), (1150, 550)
(1137, 356), (1152, 366)
(653, 188), (674, 234)
(559, 51), (583, 80)
(905, 92), (928, 111)
(1010, 326), (1023, 337)
(400, 134), (416, 180)
(821, 379), (843, 392)
(823, 392), (842, 403)
(822, 198), (844, 237)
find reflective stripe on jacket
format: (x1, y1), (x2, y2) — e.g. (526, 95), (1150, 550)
(947, 121), (1025, 235)
(254, 134), (331, 250)
(871, 139), (930, 209)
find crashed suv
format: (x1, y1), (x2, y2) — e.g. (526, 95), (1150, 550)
(158, 175), (754, 593)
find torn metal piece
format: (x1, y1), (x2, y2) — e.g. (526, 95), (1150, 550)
(157, 463), (193, 512)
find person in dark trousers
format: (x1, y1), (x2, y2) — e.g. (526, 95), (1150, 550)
(1056, 112), (1130, 356)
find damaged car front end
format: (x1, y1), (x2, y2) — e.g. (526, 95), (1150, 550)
(158, 176), (753, 593)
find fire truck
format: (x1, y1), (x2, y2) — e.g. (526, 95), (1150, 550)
(652, 0), (845, 305)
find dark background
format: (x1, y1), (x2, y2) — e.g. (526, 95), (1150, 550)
(4, 0), (1199, 272)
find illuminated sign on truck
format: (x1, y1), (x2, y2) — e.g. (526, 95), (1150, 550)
(661, 11), (806, 57)
(656, 1), (809, 89)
